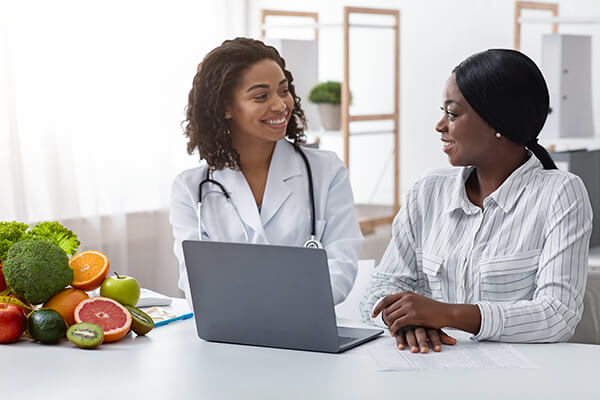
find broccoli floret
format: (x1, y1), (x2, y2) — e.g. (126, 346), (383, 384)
(3, 240), (74, 305)
(23, 221), (80, 256)
(0, 221), (29, 263)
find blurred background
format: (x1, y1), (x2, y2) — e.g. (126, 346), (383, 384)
(2, 0), (600, 296)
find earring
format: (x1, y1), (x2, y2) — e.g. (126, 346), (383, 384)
(495, 132), (501, 139)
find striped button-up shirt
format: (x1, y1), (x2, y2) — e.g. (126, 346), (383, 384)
(360, 154), (593, 342)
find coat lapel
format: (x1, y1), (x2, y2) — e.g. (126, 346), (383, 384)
(209, 140), (302, 242)
(260, 140), (303, 227)
(212, 167), (267, 242)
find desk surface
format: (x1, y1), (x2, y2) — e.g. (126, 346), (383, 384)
(2, 299), (600, 400)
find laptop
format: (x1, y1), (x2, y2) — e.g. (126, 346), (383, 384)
(182, 240), (383, 353)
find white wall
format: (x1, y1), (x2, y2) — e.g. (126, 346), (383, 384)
(247, 0), (600, 203)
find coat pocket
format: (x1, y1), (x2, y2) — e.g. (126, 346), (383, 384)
(478, 250), (541, 302)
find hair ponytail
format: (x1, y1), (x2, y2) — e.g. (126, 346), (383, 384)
(526, 139), (557, 170)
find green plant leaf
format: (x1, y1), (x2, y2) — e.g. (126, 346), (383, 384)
(308, 81), (342, 104)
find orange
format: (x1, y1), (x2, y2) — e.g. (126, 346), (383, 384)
(43, 288), (89, 326)
(74, 297), (132, 342)
(69, 250), (110, 291)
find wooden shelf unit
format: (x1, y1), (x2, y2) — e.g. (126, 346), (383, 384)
(260, 7), (401, 235)
(514, 1), (559, 50)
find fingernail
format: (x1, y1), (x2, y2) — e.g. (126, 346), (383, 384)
(410, 346), (418, 353)
(420, 347), (428, 353)
(398, 344), (404, 350)
(434, 345), (441, 352)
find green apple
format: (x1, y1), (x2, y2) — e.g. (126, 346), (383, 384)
(100, 272), (140, 307)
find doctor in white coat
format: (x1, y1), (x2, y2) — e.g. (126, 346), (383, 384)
(170, 38), (363, 307)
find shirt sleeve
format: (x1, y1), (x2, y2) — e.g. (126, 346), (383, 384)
(474, 175), (592, 342)
(320, 154), (363, 305)
(360, 182), (421, 325)
(169, 173), (199, 310)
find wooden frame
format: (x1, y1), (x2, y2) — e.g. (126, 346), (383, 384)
(343, 7), (400, 225)
(514, 1), (559, 50)
(259, 10), (319, 40)
(259, 7), (400, 234)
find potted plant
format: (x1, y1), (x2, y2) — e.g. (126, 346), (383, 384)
(308, 81), (343, 131)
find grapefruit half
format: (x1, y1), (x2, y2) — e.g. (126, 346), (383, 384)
(74, 297), (132, 342)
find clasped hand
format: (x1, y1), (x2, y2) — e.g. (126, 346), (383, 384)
(372, 291), (457, 353)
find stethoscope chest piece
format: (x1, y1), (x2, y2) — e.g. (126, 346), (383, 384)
(303, 236), (323, 249)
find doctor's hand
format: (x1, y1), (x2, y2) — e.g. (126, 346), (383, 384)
(372, 291), (457, 352)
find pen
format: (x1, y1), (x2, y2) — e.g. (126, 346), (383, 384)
(154, 312), (194, 327)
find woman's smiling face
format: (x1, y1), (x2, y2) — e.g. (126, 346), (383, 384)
(435, 73), (497, 167)
(225, 58), (294, 145)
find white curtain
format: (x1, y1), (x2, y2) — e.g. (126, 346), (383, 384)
(0, 0), (236, 296)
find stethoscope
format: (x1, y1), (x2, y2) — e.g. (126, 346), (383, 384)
(197, 143), (323, 249)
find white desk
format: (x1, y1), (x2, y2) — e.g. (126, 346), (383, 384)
(3, 299), (600, 400)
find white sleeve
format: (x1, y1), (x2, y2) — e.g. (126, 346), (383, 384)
(320, 155), (363, 305)
(359, 183), (421, 325)
(169, 173), (199, 310)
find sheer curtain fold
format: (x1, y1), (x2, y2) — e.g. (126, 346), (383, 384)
(1, 1), (231, 296)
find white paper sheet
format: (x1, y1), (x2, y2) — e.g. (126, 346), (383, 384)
(367, 336), (538, 371)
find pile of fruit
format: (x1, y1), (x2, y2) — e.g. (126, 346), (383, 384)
(0, 221), (154, 349)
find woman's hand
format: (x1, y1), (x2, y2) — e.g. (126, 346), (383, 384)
(394, 326), (456, 353)
(372, 291), (481, 352)
(372, 291), (452, 334)
(372, 291), (457, 353)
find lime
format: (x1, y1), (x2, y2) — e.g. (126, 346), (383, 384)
(27, 309), (66, 344)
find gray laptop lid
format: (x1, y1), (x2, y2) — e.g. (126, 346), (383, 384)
(182, 240), (341, 352)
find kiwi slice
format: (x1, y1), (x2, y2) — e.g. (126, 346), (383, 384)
(125, 305), (154, 336)
(66, 322), (104, 349)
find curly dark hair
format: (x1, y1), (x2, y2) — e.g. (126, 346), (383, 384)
(183, 37), (307, 170)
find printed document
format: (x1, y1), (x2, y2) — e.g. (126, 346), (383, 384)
(367, 336), (537, 371)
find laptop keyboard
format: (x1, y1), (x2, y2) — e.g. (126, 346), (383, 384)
(338, 336), (355, 346)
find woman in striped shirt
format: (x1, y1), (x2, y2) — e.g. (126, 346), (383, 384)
(361, 49), (593, 353)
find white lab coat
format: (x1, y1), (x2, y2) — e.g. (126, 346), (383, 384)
(169, 139), (363, 306)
